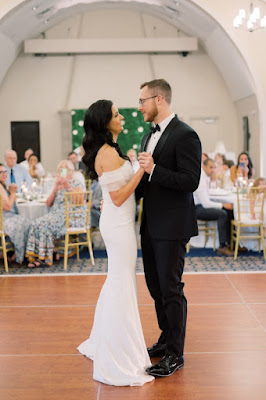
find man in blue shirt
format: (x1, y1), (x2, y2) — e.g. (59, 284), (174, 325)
(5, 150), (32, 191)
(90, 180), (102, 228)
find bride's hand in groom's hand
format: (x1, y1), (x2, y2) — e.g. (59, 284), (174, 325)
(138, 152), (154, 174)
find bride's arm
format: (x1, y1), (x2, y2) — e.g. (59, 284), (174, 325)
(110, 167), (144, 207)
(101, 147), (145, 207)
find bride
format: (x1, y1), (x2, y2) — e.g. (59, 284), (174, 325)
(77, 99), (154, 386)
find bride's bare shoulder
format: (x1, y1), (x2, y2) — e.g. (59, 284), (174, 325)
(98, 144), (116, 156)
(95, 145), (120, 175)
(96, 144), (117, 163)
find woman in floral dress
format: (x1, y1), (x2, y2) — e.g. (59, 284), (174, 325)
(0, 163), (31, 264)
(26, 160), (84, 267)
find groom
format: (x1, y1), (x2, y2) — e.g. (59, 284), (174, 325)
(137, 79), (201, 377)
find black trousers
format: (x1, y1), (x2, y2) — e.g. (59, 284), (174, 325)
(141, 224), (188, 358)
(195, 204), (233, 246)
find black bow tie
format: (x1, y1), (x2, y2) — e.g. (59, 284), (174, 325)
(150, 124), (160, 134)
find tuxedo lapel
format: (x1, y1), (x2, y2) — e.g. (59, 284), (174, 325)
(152, 115), (178, 160)
(141, 132), (152, 152)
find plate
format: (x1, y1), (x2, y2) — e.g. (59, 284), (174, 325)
(38, 198), (47, 203)
(17, 199), (26, 204)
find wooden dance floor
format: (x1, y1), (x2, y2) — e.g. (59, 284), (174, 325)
(0, 272), (266, 400)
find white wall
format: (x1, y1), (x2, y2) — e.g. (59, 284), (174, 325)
(0, 9), (240, 172)
(196, 0), (266, 177)
(235, 94), (260, 176)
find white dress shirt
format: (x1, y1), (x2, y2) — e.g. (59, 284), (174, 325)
(193, 169), (223, 209)
(146, 113), (175, 155)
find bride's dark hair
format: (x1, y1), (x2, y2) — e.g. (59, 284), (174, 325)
(82, 99), (128, 180)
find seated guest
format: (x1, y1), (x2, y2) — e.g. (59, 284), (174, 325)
(253, 177), (265, 189)
(222, 160), (235, 188)
(214, 153), (226, 177)
(20, 148), (33, 168)
(28, 153), (45, 179)
(5, 150), (32, 190)
(68, 152), (86, 190)
(0, 163), (30, 263)
(20, 148), (45, 177)
(20, 148), (33, 169)
(201, 152), (208, 165)
(214, 152), (227, 188)
(126, 148), (140, 173)
(74, 145), (84, 161)
(223, 159), (234, 175)
(68, 151), (86, 174)
(251, 177), (266, 219)
(209, 157), (217, 187)
(90, 181), (102, 228)
(193, 158), (234, 256)
(26, 160), (84, 267)
(230, 152), (254, 184)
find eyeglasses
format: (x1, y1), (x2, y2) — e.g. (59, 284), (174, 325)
(0, 171), (7, 174)
(138, 95), (158, 105)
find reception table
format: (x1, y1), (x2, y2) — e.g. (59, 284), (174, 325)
(190, 188), (265, 252)
(17, 198), (48, 221)
(17, 177), (54, 221)
(209, 188), (236, 207)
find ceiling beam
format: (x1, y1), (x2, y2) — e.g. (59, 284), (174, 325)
(24, 37), (198, 54)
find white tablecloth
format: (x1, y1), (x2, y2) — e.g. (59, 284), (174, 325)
(17, 201), (48, 221)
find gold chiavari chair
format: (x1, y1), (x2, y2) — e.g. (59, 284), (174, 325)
(231, 187), (266, 260)
(59, 190), (95, 270)
(0, 194), (15, 272)
(85, 179), (92, 192)
(186, 220), (216, 253)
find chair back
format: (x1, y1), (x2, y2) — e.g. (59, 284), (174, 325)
(64, 190), (92, 230)
(236, 187), (266, 223)
(85, 179), (92, 192)
(0, 194), (4, 234)
(0, 194), (13, 272)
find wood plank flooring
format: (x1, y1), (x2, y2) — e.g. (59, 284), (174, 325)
(0, 273), (266, 400)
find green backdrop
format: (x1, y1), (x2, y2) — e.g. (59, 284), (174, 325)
(71, 108), (151, 155)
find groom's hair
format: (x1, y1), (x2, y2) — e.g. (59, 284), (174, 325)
(140, 79), (172, 105)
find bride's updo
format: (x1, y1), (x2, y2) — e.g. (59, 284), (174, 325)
(82, 99), (127, 180)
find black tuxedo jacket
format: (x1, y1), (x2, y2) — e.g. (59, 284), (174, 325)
(136, 115), (201, 240)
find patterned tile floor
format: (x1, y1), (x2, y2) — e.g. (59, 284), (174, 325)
(1, 228), (265, 275)
(1, 247), (265, 276)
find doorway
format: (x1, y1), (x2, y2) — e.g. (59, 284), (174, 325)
(11, 121), (40, 163)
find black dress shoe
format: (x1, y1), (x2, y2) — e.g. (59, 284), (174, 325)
(238, 245), (248, 253)
(147, 342), (166, 357)
(146, 355), (184, 377)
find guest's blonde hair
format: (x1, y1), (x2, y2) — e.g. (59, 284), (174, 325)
(253, 177), (265, 188)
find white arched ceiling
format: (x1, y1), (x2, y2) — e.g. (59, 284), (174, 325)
(0, 0), (255, 102)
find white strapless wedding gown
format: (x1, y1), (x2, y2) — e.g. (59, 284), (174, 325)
(77, 161), (154, 386)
